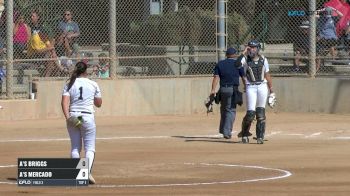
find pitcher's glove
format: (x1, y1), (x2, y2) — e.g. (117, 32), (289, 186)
(67, 116), (83, 127)
(268, 92), (277, 108)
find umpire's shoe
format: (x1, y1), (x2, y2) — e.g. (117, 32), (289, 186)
(89, 174), (96, 184)
(242, 136), (249, 144)
(237, 131), (252, 138)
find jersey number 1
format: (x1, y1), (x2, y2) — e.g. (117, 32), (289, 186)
(78, 87), (83, 100)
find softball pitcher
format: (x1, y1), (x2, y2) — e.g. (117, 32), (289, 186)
(237, 40), (275, 144)
(61, 61), (102, 184)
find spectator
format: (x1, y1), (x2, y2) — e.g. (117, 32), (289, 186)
(14, 14), (31, 84)
(0, 39), (4, 93)
(0, 36), (4, 67)
(0, 0), (4, 19)
(317, 6), (343, 60)
(0, 0), (5, 37)
(93, 53), (110, 78)
(344, 19), (350, 54)
(0, 0), (5, 17)
(56, 10), (80, 57)
(13, 14), (30, 60)
(0, 64), (4, 94)
(294, 20), (310, 72)
(27, 10), (64, 77)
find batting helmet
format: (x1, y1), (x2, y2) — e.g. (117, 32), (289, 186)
(247, 40), (261, 49)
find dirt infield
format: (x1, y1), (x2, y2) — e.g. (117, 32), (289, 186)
(0, 112), (350, 195)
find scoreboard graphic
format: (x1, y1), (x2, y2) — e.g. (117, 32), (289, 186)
(17, 158), (89, 186)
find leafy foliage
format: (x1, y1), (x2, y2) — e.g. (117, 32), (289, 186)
(129, 6), (248, 47)
(227, 11), (250, 47)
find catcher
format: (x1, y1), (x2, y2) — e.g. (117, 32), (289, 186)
(210, 47), (245, 139)
(237, 40), (276, 144)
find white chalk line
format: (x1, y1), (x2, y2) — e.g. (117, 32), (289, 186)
(305, 132), (322, 138)
(0, 182), (17, 185)
(0, 165), (17, 185)
(0, 135), (226, 143)
(268, 132), (324, 139)
(95, 163), (292, 188)
(0, 131), (349, 143)
(283, 133), (304, 136)
(0, 163), (292, 187)
(0, 165), (16, 168)
(0, 136), (171, 143)
(267, 131), (282, 136)
(0, 138), (70, 143)
(277, 132), (350, 140)
(330, 136), (350, 140)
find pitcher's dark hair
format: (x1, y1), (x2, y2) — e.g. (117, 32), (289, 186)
(67, 61), (88, 91)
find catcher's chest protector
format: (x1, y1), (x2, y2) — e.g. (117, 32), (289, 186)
(245, 56), (265, 83)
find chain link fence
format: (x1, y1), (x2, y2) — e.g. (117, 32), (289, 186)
(1, 0), (350, 99)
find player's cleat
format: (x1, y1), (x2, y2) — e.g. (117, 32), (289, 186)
(223, 135), (231, 139)
(242, 136), (249, 144)
(89, 174), (96, 184)
(237, 131), (252, 138)
(257, 138), (264, 144)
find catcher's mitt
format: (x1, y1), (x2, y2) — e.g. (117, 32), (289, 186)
(268, 92), (277, 108)
(67, 116), (83, 127)
(205, 94), (215, 114)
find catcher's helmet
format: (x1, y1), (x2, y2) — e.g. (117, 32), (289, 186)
(247, 40), (261, 49)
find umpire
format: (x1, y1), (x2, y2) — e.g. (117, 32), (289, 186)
(210, 47), (245, 139)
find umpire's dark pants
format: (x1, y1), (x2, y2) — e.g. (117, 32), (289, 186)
(219, 86), (237, 137)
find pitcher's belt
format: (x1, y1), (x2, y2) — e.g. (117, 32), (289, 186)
(70, 111), (92, 114)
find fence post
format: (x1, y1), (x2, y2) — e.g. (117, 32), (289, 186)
(109, 0), (117, 79)
(216, 0), (227, 62)
(6, 0), (13, 98)
(308, 0), (317, 78)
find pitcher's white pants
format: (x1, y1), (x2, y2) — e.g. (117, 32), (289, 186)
(67, 112), (96, 173)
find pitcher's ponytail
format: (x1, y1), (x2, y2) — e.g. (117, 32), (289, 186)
(67, 61), (88, 91)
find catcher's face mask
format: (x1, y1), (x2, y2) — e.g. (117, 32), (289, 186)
(248, 46), (259, 58)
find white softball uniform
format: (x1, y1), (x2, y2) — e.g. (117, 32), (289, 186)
(62, 78), (101, 173)
(241, 56), (270, 111)
(245, 83), (269, 111)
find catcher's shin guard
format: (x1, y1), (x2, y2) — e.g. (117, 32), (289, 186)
(241, 110), (255, 137)
(256, 107), (266, 139)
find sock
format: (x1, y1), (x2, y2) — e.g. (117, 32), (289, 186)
(86, 151), (95, 174)
(71, 149), (80, 158)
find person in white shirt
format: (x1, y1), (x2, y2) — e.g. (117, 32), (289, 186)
(61, 61), (102, 184)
